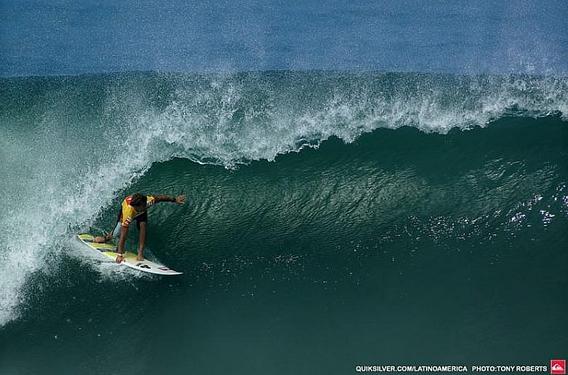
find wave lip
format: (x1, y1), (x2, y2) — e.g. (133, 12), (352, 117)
(110, 72), (568, 167)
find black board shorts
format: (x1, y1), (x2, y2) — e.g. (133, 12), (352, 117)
(117, 209), (147, 229)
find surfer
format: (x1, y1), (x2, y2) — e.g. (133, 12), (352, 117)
(94, 193), (186, 263)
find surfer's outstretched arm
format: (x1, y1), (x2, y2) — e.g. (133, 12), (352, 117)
(153, 195), (186, 205)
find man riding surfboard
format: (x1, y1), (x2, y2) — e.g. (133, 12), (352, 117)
(94, 193), (185, 263)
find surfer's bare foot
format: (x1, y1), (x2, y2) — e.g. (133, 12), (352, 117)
(93, 233), (112, 243)
(136, 254), (144, 261)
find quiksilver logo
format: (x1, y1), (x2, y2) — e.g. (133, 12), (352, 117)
(551, 360), (566, 375)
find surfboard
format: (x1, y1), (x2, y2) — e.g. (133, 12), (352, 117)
(76, 233), (182, 276)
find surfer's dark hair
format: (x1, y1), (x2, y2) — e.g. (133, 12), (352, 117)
(130, 193), (147, 207)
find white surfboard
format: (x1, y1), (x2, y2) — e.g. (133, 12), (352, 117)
(77, 233), (182, 276)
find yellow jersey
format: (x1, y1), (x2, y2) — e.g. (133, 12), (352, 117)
(120, 195), (155, 227)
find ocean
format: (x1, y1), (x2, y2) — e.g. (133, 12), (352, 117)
(0, 71), (566, 374)
(1, 1), (567, 374)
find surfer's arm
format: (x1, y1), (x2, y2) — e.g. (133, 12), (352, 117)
(153, 195), (186, 205)
(116, 225), (128, 263)
(137, 222), (146, 261)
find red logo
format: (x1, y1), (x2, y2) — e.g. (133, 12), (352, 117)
(551, 360), (566, 375)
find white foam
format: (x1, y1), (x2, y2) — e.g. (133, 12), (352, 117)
(0, 91), (164, 325)
(139, 73), (567, 167)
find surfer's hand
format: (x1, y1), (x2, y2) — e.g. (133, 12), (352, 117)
(175, 195), (186, 205)
(115, 254), (124, 263)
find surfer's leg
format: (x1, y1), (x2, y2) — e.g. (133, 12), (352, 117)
(93, 222), (121, 243)
(94, 208), (123, 243)
(111, 221), (121, 240)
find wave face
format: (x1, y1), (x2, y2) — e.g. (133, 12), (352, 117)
(0, 71), (567, 335)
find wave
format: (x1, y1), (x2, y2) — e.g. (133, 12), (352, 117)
(0, 71), (566, 326)
(131, 114), (567, 254)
